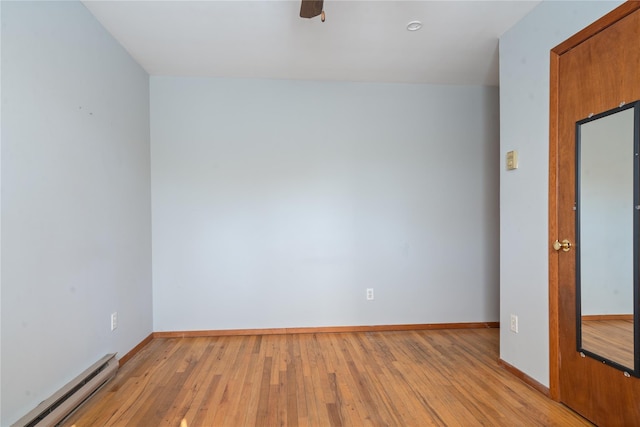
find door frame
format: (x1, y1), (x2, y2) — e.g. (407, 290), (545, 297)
(548, 1), (640, 401)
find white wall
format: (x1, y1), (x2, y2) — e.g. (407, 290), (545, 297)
(499, 0), (622, 387)
(151, 77), (500, 331)
(0, 3), (3, 423)
(1, 2), (152, 425)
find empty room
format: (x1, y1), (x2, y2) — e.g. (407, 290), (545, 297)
(2, 1), (638, 426)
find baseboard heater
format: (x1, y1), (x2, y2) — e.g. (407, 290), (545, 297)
(12, 353), (118, 427)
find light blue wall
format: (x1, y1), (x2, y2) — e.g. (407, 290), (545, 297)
(1, 2), (152, 425)
(0, 2), (3, 421)
(499, 0), (622, 386)
(151, 77), (500, 332)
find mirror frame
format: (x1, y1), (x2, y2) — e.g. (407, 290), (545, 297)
(575, 100), (640, 377)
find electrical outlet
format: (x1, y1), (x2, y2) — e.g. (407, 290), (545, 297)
(366, 288), (374, 301)
(510, 314), (518, 333)
(111, 312), (118, 331)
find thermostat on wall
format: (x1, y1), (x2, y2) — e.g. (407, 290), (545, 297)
(506, 150), (518, 170)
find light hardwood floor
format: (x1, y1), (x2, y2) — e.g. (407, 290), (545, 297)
(581, 318), (634, 369)
(64, 328), (592, 426)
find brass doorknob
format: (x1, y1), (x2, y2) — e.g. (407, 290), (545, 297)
(553, 239), (572, 252)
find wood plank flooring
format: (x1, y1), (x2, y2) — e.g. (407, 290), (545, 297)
(64, 329), (592, 426)
(581, 318), (634, 369)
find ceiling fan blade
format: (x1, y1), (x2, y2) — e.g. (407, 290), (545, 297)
(300, 0), (323, 19)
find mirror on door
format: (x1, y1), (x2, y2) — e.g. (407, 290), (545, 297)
(576, 101), (640, 376)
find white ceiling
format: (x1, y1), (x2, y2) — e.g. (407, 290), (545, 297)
(83, 0), (540, 86)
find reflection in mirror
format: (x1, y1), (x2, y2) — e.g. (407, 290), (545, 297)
(576, 101), (639, 375)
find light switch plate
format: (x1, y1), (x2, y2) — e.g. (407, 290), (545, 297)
(506, 150), (518, 170)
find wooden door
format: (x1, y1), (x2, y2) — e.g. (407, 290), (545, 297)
(550, 3), (640, 425)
